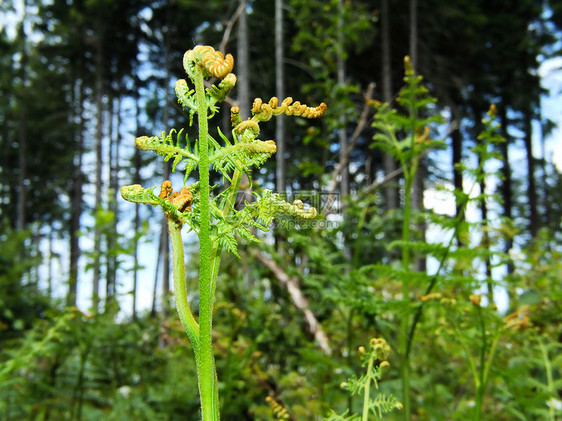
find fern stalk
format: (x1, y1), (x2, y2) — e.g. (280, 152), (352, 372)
(362, 352), (375, 421)
(398, 81), (419, 421)
(169, 219), (201, 352)
(121, 45), (326, 419)
(399, 171), (413, 420)
(193, 63), (220, 421)
(538, 338), (556, 421)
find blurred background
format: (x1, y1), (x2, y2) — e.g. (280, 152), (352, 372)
(1, 1), (561, 419)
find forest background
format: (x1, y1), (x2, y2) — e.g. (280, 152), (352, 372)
(1, 0), (562, 420)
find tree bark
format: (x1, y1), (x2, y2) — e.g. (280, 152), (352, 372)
(92, 22), (106, 311)
(524, 109), (538, 237)
(338, 0), (349, 198)
(156, 4), (173, 316)
(105, 96), (121, 309)
(409, 0), (418, 70)
(472, 107), (493, 302)
(132, 77), (142, 320)
(237, 0), (250, 120)
(381, 0), (398, 209)
(409, 0), (425, 271)
(498, 104), (515, 290)
(451, 104), (463, 215)
(275, 0), (286, 194)
(538, 106), (551, 232)
(16, 3), (28, 231)
(68, 74), (85, 307)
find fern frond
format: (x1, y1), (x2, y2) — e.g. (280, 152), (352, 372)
(209, 140), (277, 175)
(323, 409), (360, 421)
(120, 183), (192, 223)
(368, 393), (403, 417)
(175, 79), (197, 119)
(135, 129), (198, 178)
(120, 184), (160, 206)
(216, 230), (240, 257)
(206, 73), (237, 107)
(251, 96), (327, 123)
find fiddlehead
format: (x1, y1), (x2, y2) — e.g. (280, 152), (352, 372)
(120, 181), (193, 223)
(251, 96), (327, 121)
(183, 45), (234, 79)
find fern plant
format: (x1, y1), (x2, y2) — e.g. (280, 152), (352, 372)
(325, 337), (402, 420)
(368, 61), (513, 419)
(368, 56), (444, 419)
(120, 45), (325, 420)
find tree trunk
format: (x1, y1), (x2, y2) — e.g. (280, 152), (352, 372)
(450, 103), (467, 249)
(68, 74), (85, 307)
(451, 105), (463, 212)
(132, 77), (142, 320)
(338, 0), (349, 198)
(17, 4), (28, 231)
(524, 109), (538, 237)
(381, 0), (398, 209)
(499, 104), (515, 308)
(105, 96), (121, 309)
(409, 0), (425, 271)
(92, 22), (106, 311)
(237, 0), (250, 120)
(156, 4), (173, 316)
(499, 105), (512, 226)
(538, 106), (551, 232)
(275, 0), (286, 194)
(409, 0), (418, 70)
(472, 107), (493, 302)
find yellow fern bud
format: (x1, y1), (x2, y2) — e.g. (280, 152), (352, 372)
(183, 45), (234, 79)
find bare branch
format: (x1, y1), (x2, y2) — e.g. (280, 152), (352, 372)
(219, 2), (246, 54)
(251, 250), (332, 355)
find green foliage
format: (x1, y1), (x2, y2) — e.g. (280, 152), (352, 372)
(326, 338), (402, 420)
(1, 2), (560, 421)
(0, 308), (200, 420)
(256, 62), (560, 421)
(0, 220), (48, 341)
(370, 56), (445, 176)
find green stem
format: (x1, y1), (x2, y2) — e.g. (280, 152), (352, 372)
(346, 308), (355, 413)
(476, 334), (499, 421)
(451, 320), (479, 392)
(398, 114), (419, 420)
(362, 354), (375, 421)
(168, 219), (200, 353)
(538, 338), (556, 421)
(209, 241), (222, 309)
(474, 306), (500, 421)
(400, 172), (413, 421)
(474, 306), (486, 421)
(194, 65), (220, 421)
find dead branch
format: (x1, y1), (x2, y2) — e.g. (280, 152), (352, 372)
(219, 2), (246, 54)
(251, 249), (332, 355)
